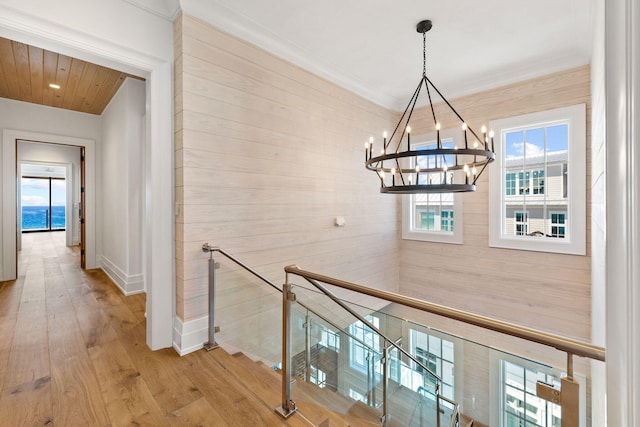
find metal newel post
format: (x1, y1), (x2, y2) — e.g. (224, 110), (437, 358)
(275, 282), (297, 418)
(203, 250), (218, 351)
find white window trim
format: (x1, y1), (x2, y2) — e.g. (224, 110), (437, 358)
(402, 129), (463, 244)
(489, 104), (586, 255)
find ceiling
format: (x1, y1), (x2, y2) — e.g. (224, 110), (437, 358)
(180, 0), (596, 110)
(0, 0), (596, 114)
(0, 36), (143, 115)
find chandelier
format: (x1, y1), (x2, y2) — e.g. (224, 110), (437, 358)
(365, 20), (495, 194)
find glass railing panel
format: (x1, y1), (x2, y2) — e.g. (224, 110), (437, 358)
(287, 286), (384, 425)
(286, 277), (594, 426)
(214, 262), (284, 367)
(386, 310), (570, 427)
(386, 346), (441, 427)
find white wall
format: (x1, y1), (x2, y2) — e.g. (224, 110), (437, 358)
(589, 0), (606, 424)
(605, 0), (640, 424)
(18, 141), (81, 245)
(100, 78), (146, 294)
(0, 98), (100, 280)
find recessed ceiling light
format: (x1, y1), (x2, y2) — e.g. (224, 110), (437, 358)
(49, 83), (60, 89)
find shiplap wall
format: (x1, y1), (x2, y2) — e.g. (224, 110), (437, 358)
(174, 14), (399, 325)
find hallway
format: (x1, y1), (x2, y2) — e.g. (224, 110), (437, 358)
(0, 232), (311, 426)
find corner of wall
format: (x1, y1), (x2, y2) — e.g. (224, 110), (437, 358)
(172, 315), (208, 356)
(101, 256), (145, 296)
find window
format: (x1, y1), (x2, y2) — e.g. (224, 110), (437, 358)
(506, 172), (516, 195)
(549, 212), (566, 238)
(489, 104), (586, 255)
(532, 170), (544, 195)
(441, 210), (454, 232)
(349, 315), (380, 371)
(402, 129), (463, 244)
(514, 212), (528, 236)
(21, 176), (66, 232)
(501, 360), (561, 427)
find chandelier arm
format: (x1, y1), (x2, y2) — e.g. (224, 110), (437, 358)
(472, 161), (491, 184)
(388, 76), (425, 149)
(395, 77), (424, 154)
(423, 75), (484, 143)
(424, 76), (439, 133)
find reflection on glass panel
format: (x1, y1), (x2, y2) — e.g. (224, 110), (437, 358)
(502, 360), (562, 427)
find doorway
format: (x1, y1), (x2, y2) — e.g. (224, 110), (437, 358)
(15, 141), (84, 270)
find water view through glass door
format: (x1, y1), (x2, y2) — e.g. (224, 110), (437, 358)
(21, 177), (66, 232)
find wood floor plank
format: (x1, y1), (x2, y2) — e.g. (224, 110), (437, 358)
(0, 375), (53, 426)
(50, 354), (111, 426)
(183, 350), (288, 427)
(116, 320), (205, 416)
(88, 339), (169, 426)
(2, 300), (50, 389)
(167, 396), (229, 426)
(74, 304), (119, 348)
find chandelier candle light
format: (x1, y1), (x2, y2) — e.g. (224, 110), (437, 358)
(364, 19), (495, 193)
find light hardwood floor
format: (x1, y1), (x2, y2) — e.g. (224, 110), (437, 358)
(0, 232), (375, 426)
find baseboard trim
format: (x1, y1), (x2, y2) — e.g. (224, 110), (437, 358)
(173, 316), (208, 356)
(101, 255), (144, 296)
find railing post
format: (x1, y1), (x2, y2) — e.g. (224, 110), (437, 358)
(203, 252), (218, 351)
(304, 312), (311, 382)
(381, 341), (389, 426)
(536, 352), (580, 427)
(275, 282), (297, 418)
(366, 352), (372, 406)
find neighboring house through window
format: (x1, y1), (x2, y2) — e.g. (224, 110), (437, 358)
(489, 104), (586, 255)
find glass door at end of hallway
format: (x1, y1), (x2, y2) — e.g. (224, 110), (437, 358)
(21, 176), (66, 232)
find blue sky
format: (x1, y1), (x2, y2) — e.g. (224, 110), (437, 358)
(505, 124), (568, 159)
(21, 178), (66, 206)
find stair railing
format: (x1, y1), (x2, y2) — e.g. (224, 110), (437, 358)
(282, 265), (606, 427)
(276, 271), (444, 425)
(201, 245), (382, 363)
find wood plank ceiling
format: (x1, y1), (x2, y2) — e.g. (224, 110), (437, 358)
(0, 37), (144, 115)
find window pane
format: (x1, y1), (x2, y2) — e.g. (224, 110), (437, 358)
(505, 131), (525, 160)
(546, 124), (568, 153)
(525, 128), (545, 159)
(51, 179), (66, 230)
(21, 178), (50, 230)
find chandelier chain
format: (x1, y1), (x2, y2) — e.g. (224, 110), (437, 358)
(423, 32), (427, 76)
